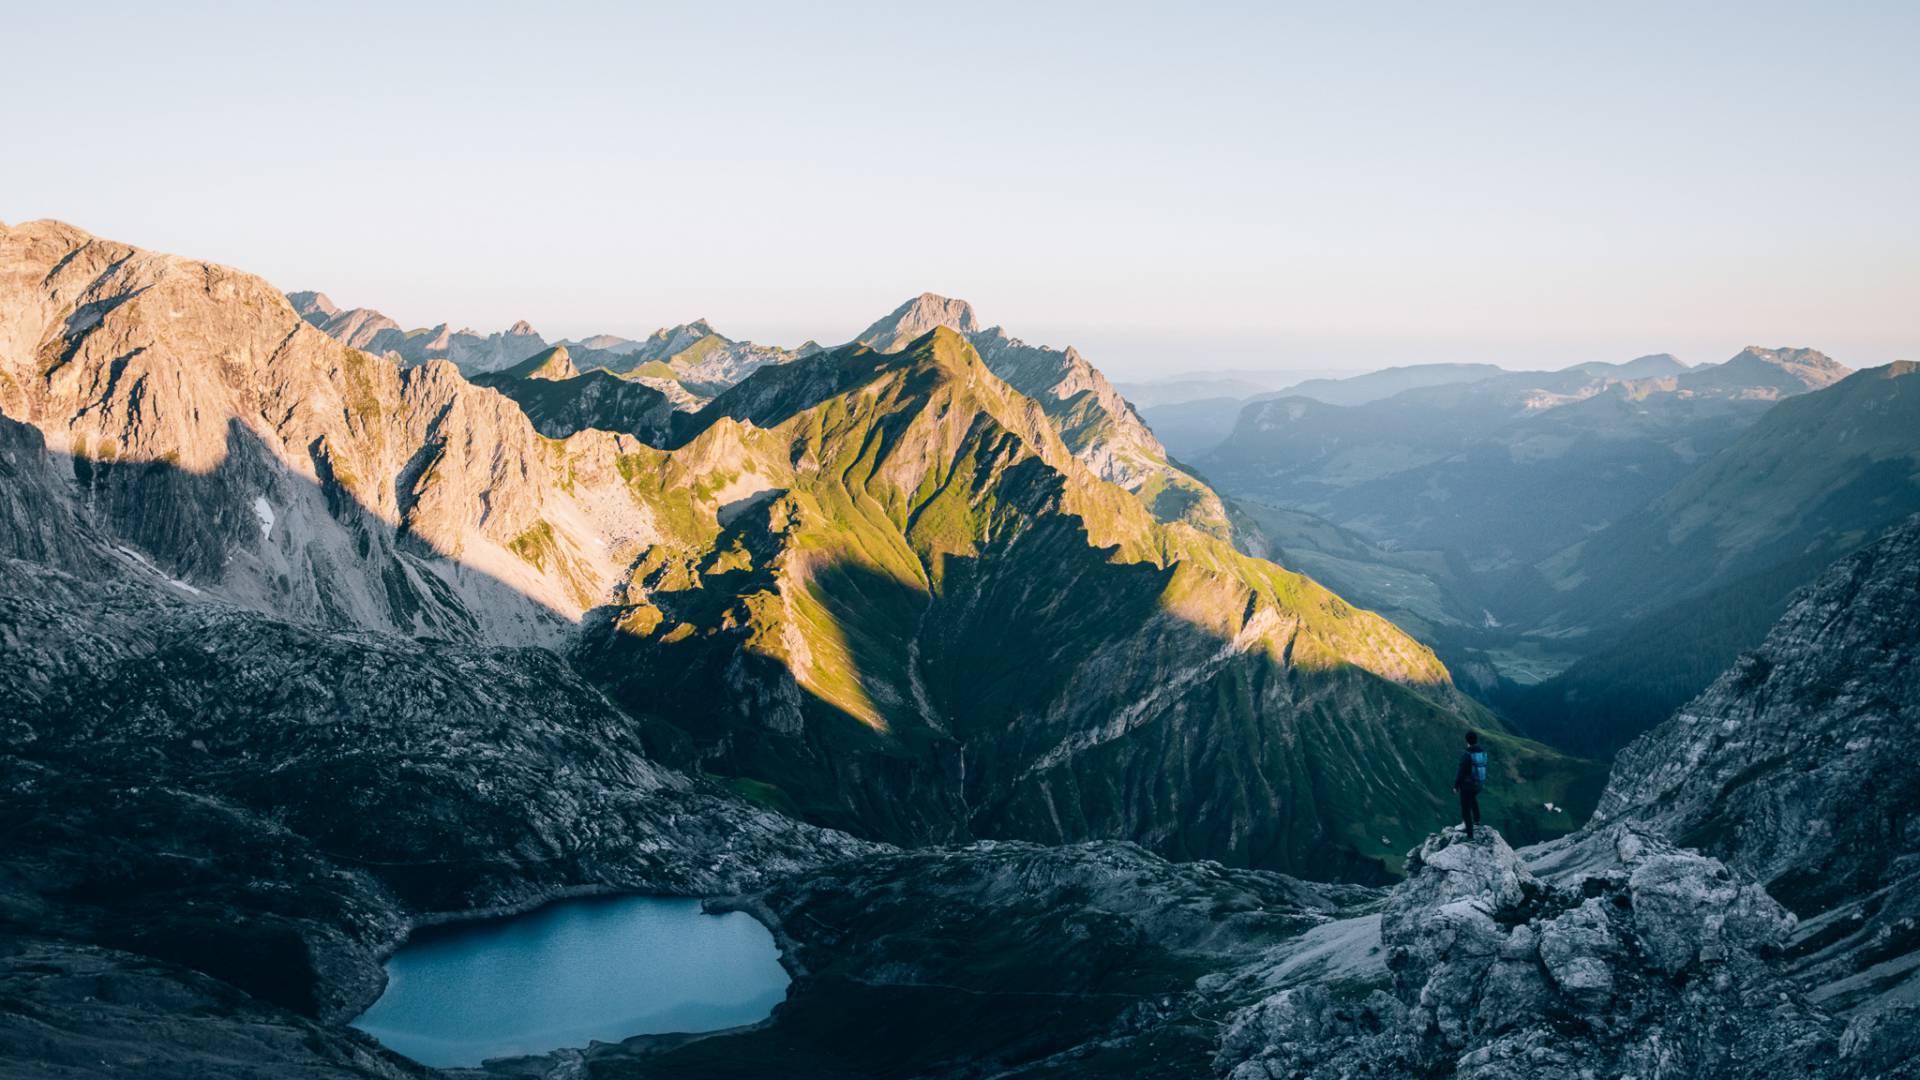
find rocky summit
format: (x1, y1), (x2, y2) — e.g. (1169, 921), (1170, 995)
(1216, 824), (1837, 1078)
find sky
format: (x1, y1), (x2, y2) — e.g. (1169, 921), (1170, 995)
(5, 1), (1916, 378)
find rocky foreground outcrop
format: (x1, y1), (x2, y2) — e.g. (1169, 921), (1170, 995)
(1215, 826), (1837, 1079)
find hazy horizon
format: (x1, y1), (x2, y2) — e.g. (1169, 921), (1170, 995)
(9, 2), (1916, 378)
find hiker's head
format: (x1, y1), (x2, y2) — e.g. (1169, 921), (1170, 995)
(1466, 730), (1479, 746)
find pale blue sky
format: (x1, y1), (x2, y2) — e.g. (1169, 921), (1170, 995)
(5, 1), (1915, 377)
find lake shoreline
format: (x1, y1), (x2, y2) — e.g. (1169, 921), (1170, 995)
(349, 892), (792, 1073)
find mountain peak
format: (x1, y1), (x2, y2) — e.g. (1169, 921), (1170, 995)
(1698, 345), (1852, 395)
(520, 345), (579, 381)
(857, 293), (981, 351)
(286, 290), (338, 318)
(1730, 345), (1842, 369)
(506, 319), (539, 337)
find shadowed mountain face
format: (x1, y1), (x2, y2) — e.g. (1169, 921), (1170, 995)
(470, 345), (678, 443)
(1527, 360), (1920, 629)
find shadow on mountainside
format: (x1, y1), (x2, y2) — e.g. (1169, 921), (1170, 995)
(574, 457), (1602, 885)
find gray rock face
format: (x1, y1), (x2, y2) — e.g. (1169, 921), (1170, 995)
(853, 292), (983, 348)
(1593, 514), (1920, 1069)
(0, 939), (427, 1079)
(1, 220), (669, 645)
(1216, 826), (1837, 1079)
(1215, 521), (1920, 1078)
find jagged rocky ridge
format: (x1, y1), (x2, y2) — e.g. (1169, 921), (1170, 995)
(856, 292), (1248, 544)
(294, 284), (1256, 545)
(289, 290), (549, 375)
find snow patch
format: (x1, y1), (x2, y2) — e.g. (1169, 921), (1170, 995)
(252, 495), (275, 541)
(115, 545), (202, 595)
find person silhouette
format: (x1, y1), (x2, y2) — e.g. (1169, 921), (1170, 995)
(1453, 731), (1488, 839)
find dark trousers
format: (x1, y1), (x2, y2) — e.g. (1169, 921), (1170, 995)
(1459, 787), (1482, 836)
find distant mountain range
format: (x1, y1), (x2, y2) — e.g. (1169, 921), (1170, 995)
(287, 290), (549, 375)
(1115, 369), (1338, 409)
(1165, 339), (1917, 760)
(1497, 358), (1920, 752)
(1202, 347), (1850, 571)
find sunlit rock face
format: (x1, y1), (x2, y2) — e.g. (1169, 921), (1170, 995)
(1, 219), (665, 645)
(855, 292), (1248, 543)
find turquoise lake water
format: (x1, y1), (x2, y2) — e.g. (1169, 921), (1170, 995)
(351, 895), (790, 1067)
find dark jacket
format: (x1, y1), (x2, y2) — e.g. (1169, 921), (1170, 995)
(1454, 748), (1485, 793)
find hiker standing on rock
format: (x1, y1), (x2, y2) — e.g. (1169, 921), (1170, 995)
(1454, 731), (1488, 839)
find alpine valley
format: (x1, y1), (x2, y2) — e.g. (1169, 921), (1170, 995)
(3, 219), (1918, 1079)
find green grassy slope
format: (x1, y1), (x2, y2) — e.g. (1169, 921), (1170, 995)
(577, 329), (1600, 880)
